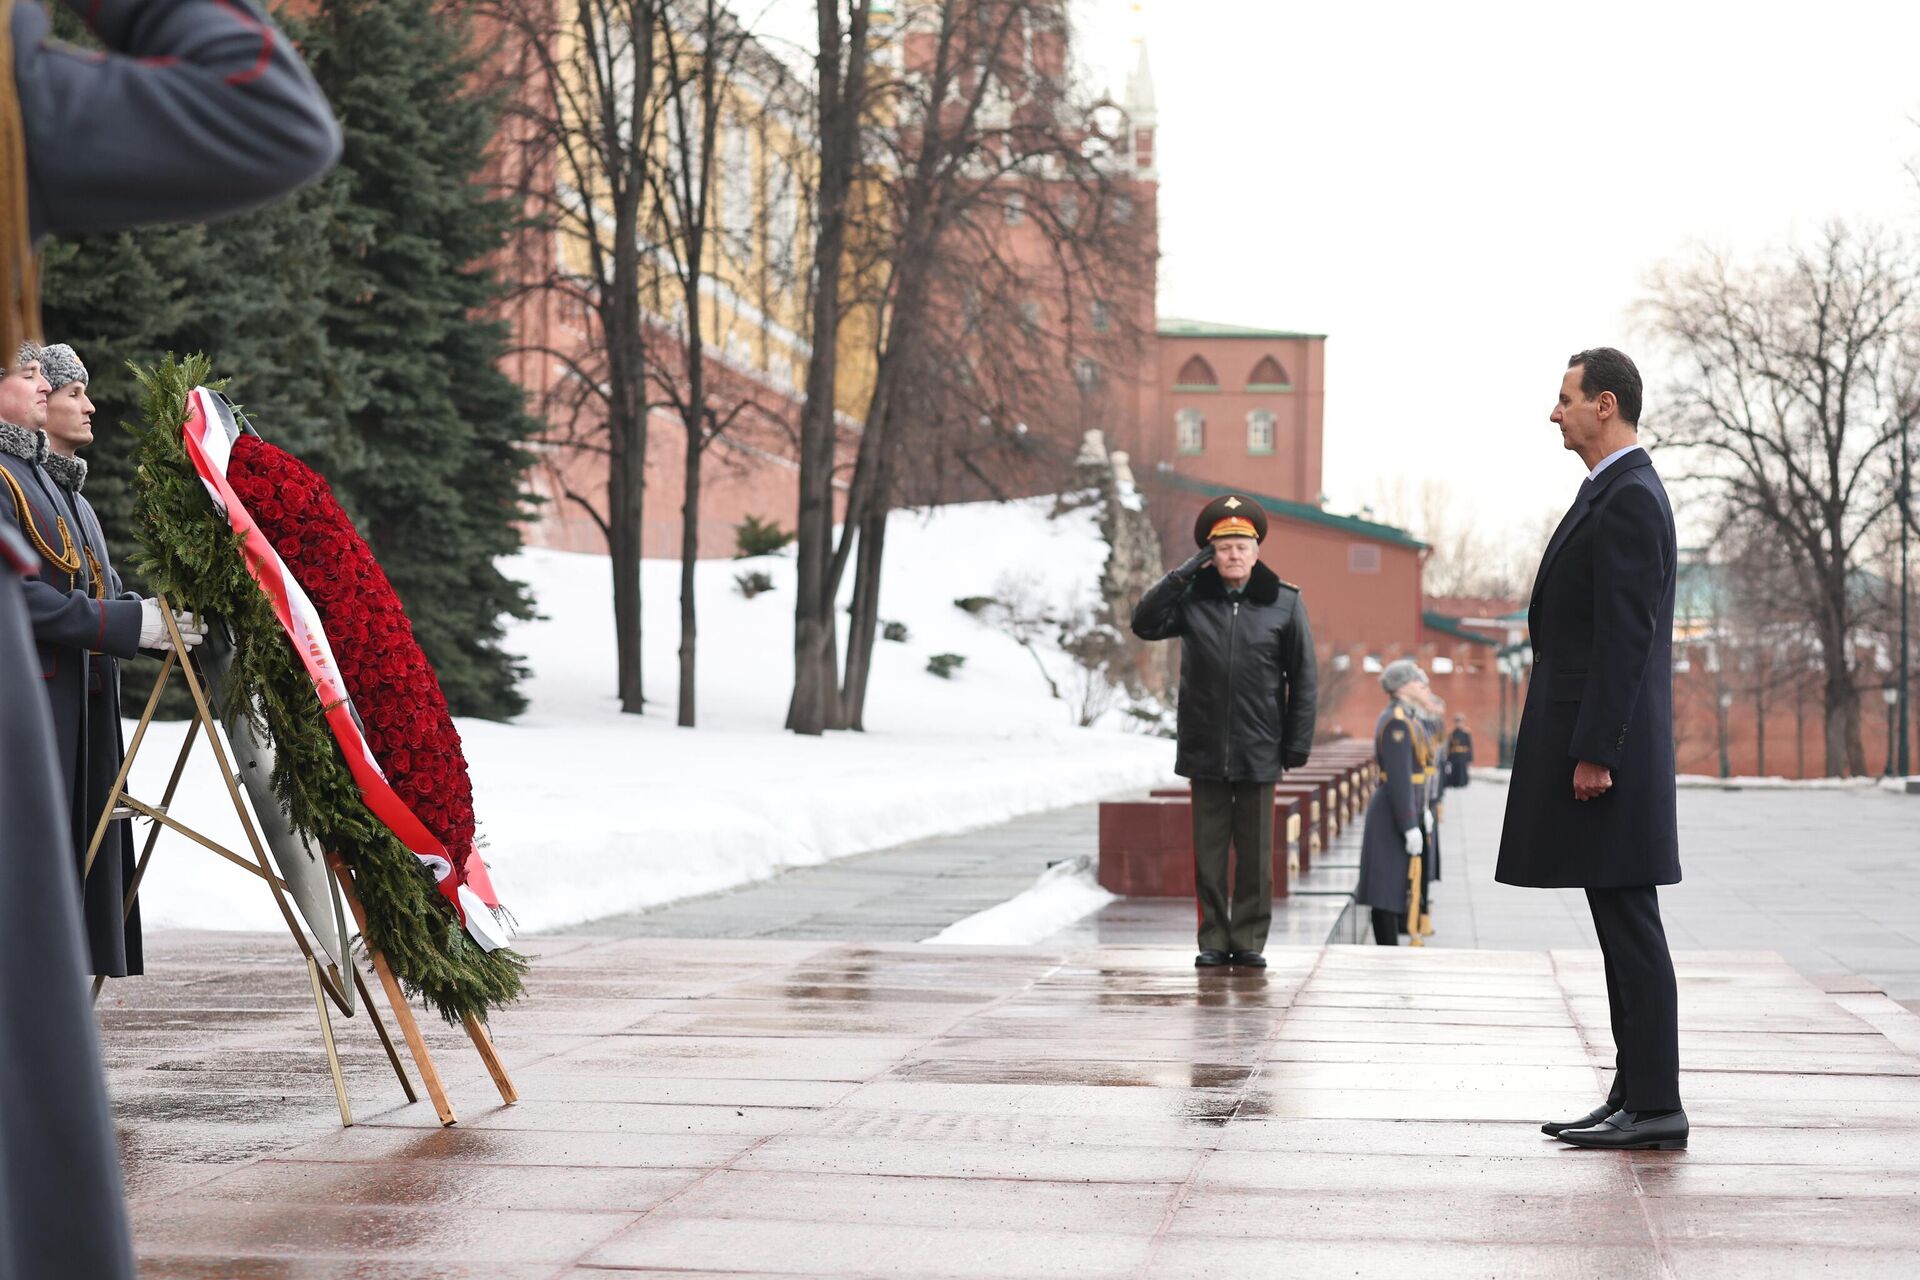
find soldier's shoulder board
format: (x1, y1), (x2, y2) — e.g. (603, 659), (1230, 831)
(1275, 577), (1301, 593)
(1391, 705), (1407, 720)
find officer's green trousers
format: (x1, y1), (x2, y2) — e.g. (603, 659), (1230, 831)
(1190, 780), (1275, 953)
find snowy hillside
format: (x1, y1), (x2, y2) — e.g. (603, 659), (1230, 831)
(123, 496), (1175, 935)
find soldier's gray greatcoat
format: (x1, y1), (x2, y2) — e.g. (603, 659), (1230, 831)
(1, 4), (340, 1275)
(0, 423), (145, 974)
(1356, 701), (1424, 915)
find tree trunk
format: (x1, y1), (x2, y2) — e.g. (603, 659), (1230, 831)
(841, 508), (887, 729)
(789, 1), (869, 736)
(608, 403), (646, 713)
(678, 361), (704, 728)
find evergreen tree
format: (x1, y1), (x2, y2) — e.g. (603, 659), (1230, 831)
(302, 0), (538, 719)
(38, 1), (538, 719)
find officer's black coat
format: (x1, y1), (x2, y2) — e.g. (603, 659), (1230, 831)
(0, 525), (138, 1280)
(1131, 560), (1318, 782)
(0, 431), (144, 974)
(1496, 449), (1680, 888)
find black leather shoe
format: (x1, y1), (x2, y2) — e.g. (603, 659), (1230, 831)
(1541, 1102), (1619, 1137)
(1557, 1108), (1688, 1151)
(1195, 950), (1230, 967)
(1228, 951), (1267, 968)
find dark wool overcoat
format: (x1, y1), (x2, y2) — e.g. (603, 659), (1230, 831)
(1496, 449), (1680, 888)
(1356, 702), (1432, 914)
(1131, 560), (1318, 783)
(0, 524), (137, 1280)
(0, 432), (145, 974)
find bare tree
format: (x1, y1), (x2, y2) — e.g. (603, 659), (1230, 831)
(487, 0), (668, 714)
(649, 1), (798, 726)
(825, 0), (1153, 731)
(788, 0), (874, 735)
(1643, 224), (1920, 774)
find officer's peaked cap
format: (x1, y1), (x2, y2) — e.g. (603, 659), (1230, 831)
(1193, 493), (1270, 547)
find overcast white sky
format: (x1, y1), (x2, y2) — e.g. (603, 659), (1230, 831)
(758, 1), (1920, 544)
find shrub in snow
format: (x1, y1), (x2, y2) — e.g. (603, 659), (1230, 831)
(734, 569), (775, 598)
(734, 514), (794, 558)
(883, 620), (910, 643)
(953, 595), (996, 614)
(927, 653), (967, 679)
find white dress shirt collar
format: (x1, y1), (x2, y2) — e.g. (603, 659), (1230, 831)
(1587, 443), (1642, 482)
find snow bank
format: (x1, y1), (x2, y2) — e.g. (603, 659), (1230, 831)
(922, 856), (1116, 946)
(124, 497), (1174, 934)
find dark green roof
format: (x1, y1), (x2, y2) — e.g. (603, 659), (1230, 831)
(1422, 611), (1498, 647)
(1151, 471), (1427, 550)
(1158, 316), (1327, 341)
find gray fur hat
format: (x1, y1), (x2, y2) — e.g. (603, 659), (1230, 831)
(1380, 658), (1425, 696)
(39, 343), (87, 391)
(13, 340), (41, 373)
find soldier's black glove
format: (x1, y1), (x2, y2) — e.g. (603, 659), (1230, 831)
(1172, 545), (1215, 582)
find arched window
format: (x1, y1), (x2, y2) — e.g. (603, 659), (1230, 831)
(1248, 355), (1291, 390)
(1176, 409), (1205, 455)
(1174, 355), (1218, 390)
(1247, 409), (1275, 455)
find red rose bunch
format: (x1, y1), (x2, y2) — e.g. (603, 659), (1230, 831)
(227, 435), (478, 869)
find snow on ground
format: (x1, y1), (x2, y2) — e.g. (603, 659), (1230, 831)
(923, 857), (1117, 946)
(125, 497), (1174, 934)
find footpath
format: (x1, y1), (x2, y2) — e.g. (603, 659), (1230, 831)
(101, 781), (1920, 1276)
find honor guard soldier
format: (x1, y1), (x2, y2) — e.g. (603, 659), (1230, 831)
(1132, 493), (1318, 969)
(1356, 660), (1434, 946)
(1447, 714), (1474, 787)
(1, 3), (340, 1275)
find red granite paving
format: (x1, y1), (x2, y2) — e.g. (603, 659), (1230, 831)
(104, 934), (1920, 1278)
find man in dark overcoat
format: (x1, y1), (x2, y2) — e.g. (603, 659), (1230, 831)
(1356, 659), (1430, 945)
(1446, 715), (1474, 787)
(1132, 494), (1318, 969)
(0, 344), (203, 975)
(1497, 347), (1686, 1151)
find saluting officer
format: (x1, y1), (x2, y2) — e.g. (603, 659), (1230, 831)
(1356, 660), (1432, 945)
(1447, 714), (1474, 787)
(1132, 494), (1318, 970)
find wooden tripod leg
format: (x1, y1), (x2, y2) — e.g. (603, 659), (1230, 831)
(328, 856), (456, 1126)
(89, 974), (105, 1005)
(355, 966), (416, 1105)
(307, 956), (353, 1127)
(462, 1013), (518, 1105)
(84, 648), (177, 879)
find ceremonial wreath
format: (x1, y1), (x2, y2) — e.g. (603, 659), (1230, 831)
(130, 355), (524, 1022)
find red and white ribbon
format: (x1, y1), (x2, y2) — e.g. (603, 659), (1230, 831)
(181, 387), (508, 951)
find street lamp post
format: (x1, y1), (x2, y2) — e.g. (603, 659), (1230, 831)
(1717, 690), (1733, 779)
(1885, 686), (1899, 778)
(1899, 419), (1911, 776)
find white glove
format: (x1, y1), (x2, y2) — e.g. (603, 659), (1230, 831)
(1403, 828), (1423, 856)
(139, 600), (207, 652)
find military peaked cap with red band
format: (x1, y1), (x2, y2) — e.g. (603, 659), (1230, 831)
(1193, 493), (1270, 547)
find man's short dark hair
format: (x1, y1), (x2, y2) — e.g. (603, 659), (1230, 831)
(1567, 347), (1641, 426)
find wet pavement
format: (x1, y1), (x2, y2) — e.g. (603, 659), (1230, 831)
(111, 930), (1920, 1277)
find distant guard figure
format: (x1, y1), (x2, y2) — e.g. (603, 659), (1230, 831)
(1356, 660), (1430, 945)
(1446, 714), (1474, 787)
(1499, 348), (1686, 1152)
(1132, 494), (1318, 970)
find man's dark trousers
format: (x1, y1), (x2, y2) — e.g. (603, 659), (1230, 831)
(1589, 886), (1681, 1112)
(1191, 780), (1274, 953)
